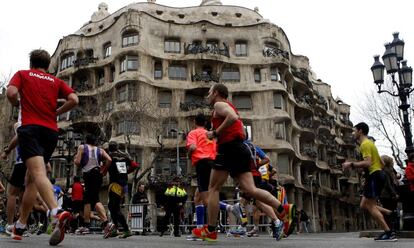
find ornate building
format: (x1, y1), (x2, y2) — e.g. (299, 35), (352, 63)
(44, 1), (367, 231)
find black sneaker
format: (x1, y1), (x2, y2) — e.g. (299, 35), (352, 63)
(374, 231), (397, 242)
(11, 226), (27, 240)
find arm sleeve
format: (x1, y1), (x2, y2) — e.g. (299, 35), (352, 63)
(58, 79), (74, 99)
(360, 142), (372, 159)
(8, 71), (22, 89)
(186, 131), (196, 149)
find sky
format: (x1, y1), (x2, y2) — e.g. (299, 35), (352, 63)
(1, 0), (413, 155)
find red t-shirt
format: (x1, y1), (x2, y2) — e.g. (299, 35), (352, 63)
(186, 127), (217, 165)
(211, 100), (245, 144)
(8, 69), (74, 131)
(71, 182), (83, 201)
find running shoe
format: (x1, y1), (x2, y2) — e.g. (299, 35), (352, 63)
(11, 225), (26, 241)
(119, 230), (132, 239)
(103, 223), (116, 239)
(49, 211), (73, 246)
(271, 220), (284, 241)
(192, 225), (217, 242)
(5, 224), (13, 236)
(374, 231), (397, 242)
(75, 226), (90, 235)
(246, 228), (259, 237)
(229, 225), (247, 236)
(282, 204), (297, 237)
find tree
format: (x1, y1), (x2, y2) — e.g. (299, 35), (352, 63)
(357, 82), (414, 168)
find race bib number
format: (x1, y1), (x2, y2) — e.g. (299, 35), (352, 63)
(116, 162), (127, 174)
(258, 165), (268, 176)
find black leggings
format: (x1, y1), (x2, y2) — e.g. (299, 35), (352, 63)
(108, 191), (129, 231)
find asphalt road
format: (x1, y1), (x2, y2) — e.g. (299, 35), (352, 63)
(1, 232), (413, 248)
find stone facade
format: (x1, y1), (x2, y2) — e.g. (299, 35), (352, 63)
(43, 1), (371, 232)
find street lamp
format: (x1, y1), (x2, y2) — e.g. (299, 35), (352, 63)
(308, 174), (317, 233)
(170, 129), (184, 176)
(371, 32), (414, 156)
(56, 127), (83, 189)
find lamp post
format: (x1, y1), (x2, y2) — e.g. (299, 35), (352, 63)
(371, 32), (414, 156)
(56, 127), (83, 189)
(170, 129), (184, 176)
(308, 174), (317, 233)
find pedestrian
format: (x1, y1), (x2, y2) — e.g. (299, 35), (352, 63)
(192, 83), (294, 242)
(159, 178), (187, 237)
(299, 209), (309, 233)
(1, 122), (26, 236)
(74, 134), (112, 235)
(6, 49), (78, 245)
(102, 141), (139, 239)
(405, 153), (414, 193)
(380, 155), (399, 232)
(70, 176), (84, 233)
(131, 182), (149, 235)
(342, 122), (396, 241)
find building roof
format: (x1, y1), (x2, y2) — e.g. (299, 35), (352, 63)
(74, 2), (266, 36)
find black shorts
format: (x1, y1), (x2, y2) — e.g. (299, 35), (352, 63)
(195, 159), (214, 192)
(17, 125), (58, 163)
(83, 167), (103, 207)
(214, 140), (251, 178)
(71, 200), (84, 214)
(9, 162), (27, 189)
(363, 170), (385, 199)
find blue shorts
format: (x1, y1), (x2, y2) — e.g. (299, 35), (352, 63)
(363, 170), (385, 199)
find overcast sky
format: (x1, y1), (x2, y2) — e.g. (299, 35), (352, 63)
(1, 0), (413, 154)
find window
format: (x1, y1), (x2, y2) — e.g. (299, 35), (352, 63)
(233, 95), (252, 110)
(221, 65), (240, 82)
(103, 42), (111, 58)
(61, 53), (75, 70)
(154, 61), (163, 79)
(270, 67), (281, 81)
(169, 64), (187, 80)
(96, 70), (105, 86)
(117, 83), (137, 102)
(275, 122), (286, 140)
(235, 41), (247, 56)
(162, 119), (178, 138)
(158, 90), (172, 108)
(117, 85), (127, 103)
(277, 154), (290, 175)
(122, 30), (139, 47)
(273, 93), (285, 110)
(253, 68), (261, 83)
(120, 55), (138, 72)
(164, 39), (180, 53)
(116, 120), (140, 135)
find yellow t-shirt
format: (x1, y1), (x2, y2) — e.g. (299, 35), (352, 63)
(359, 139), (382, 175)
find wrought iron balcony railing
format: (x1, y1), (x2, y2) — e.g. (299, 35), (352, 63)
(73, 57), (98, 67)
(263, 47), (289, 59)
(192, 73), (220, 83)
(180, 100), (210, 111)
(184, 43), (230, 57)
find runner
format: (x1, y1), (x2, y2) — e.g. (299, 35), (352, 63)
(1, 122), (26, 236)
(342, 122), (396, 242)
(74, 134), (111, 235)
(6, 49), (78, 245)
(192, 83), (294, 242)
(102, 141), (139, 239)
